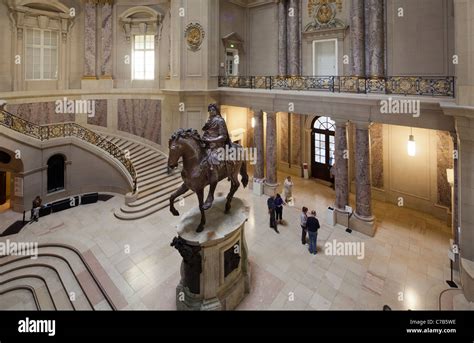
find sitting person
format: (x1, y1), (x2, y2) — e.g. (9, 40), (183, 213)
(31, 196), (42, 222)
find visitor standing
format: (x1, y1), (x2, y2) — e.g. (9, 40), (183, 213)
(300, 207), (308, 245)
(267, 195), (279, 233)
(274, 193), (285, 224)
(306, 210), (320, 254)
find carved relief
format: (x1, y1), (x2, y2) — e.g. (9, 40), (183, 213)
(305, 0), (345, 32)
(185, 23), (205, 51)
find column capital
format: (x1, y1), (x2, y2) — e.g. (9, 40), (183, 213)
(352, 121), (371, 130)
(333, 118), (348, 126)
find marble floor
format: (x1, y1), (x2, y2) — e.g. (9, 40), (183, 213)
(1, 173), (473, 311)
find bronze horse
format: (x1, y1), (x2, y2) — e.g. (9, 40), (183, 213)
(167, 129), (249, 232)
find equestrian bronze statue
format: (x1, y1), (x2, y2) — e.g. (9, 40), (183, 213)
(167, 104), (249, 232)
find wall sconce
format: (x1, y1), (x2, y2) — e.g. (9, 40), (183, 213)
(251, 117), (255, 128)
(407, 129), (416, 157)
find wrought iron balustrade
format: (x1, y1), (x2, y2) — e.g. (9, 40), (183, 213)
(218, 75), (455, 97)
(0, 108), (137, 183)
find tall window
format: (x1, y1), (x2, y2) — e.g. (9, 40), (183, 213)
(133, 35), (155, 80)
(311, 116), (336, 181)
(26, 29), (58, 80)
(47, 155), (65, 193)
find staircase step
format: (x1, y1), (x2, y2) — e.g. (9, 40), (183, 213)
(134, 155), (165, 170)
(138, 174), (181, 194)
(132, 152), (163, 165)
(115, 191), (193, 220)
(136, 178), (183, 200)
(138, 171), (181, 187)
(135, 159), (167, 173)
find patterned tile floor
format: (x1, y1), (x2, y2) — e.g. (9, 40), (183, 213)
(1, 173), (473, 311)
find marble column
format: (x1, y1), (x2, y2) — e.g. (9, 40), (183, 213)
(354, 122), (373, 220)
(278, 0), (287, 76)
(265, 112), (278, 189)
(253, 110), (265, 180)
(287, 0), (300, 76)
(83, 0), (97, 79)
(350, 0), (365, 76)
(100, 0), (113, 79)
(365, 0), (385, 77)
(335, 120), (349, 211)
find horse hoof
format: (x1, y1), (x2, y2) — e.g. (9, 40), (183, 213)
(171, 209), (180, 216)
(196, 225), (205, 233)
(202, 202), (213, 211)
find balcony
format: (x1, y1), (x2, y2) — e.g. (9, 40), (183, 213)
(218, 75), (455, 98)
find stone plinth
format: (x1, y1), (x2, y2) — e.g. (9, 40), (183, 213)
(172, 197), (250, 311)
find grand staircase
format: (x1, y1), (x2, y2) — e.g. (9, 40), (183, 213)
(102, 134), (193, 220)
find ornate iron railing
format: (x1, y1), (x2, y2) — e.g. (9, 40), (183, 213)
(218, 75), (455, 97)
(0, 108), (137, 188)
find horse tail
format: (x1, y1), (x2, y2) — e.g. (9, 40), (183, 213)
(240, 161), (249, 188)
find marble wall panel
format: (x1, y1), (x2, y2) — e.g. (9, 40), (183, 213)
(370, 123), (384, 189)
(6, 102), (75, 125)
(87, 100), (107, 127)
(118, 99), (161, 145)
(280, 112), (289, 163)
(437, 131), (453, 208)
(291, 113), (302, 166)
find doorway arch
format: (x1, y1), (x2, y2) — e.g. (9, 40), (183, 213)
(311, 116), (335, 181)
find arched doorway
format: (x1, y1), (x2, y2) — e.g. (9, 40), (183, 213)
(47, 155), (65, 193)
(311, 116), (335, 182)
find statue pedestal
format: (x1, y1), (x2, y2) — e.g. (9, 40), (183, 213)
(172, 197), (250, 311)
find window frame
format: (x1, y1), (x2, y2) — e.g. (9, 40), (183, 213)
(25, 28), (59, 81)
(132, 34), (155, 81)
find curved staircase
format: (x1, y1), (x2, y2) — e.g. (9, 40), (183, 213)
(102, 134), (193, 220)
(0, 245), (116, 310)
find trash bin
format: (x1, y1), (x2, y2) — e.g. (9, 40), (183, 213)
(253, 178), (264, 196)
(327, 206), (335, 226)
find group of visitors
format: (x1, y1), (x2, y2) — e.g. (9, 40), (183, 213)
(266, 176), (320, 255)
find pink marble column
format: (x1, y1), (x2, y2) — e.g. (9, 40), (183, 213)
(253, 110), (265, 180)
(265, 112), (277, 185)
(366, 0), (385, 77)
(350, 0), (365, 76)
(354, 122), (373, 219)
(100, 0), (114, 78)
(335, 120), (349, 210)
(287, 0), (300, 76)
(83, 0), (97, 79)
(278, 0), (287, 76)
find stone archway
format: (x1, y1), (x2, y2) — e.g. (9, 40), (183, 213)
(0, 148), (24, 212)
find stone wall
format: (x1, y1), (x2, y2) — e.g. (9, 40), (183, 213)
(87, 100), (108, 127)
(6, 102), (74, 125)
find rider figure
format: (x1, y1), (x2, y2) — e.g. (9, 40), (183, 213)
(202, 103), (232, 187)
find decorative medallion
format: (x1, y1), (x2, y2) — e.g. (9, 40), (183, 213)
(305, 0), (344, 32)
(185, 23), (205, 51)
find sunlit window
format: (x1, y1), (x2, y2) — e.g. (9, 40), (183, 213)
(133, 35), (155, 80)
(25, 29), (58, 80)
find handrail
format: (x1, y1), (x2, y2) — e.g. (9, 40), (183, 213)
(0, 106), (137, 189)
(218, 75), (456, 97)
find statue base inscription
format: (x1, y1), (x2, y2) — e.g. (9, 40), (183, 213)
(171, 197), (250, 311)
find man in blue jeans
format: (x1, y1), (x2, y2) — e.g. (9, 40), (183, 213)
(306, 210), (320, 254)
